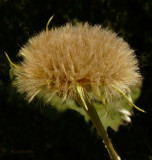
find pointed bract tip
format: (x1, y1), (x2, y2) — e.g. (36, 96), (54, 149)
(46, 15), (54, 32)
(4, 51), (23, 71)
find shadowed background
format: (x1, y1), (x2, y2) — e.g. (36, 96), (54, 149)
(0, 0), (152, 159)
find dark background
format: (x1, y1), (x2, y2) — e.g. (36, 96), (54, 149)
(0, 0), (152, 159)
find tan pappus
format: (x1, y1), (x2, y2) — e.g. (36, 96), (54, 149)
(14, 23), (141, 104)
(5, 22), (145, 113)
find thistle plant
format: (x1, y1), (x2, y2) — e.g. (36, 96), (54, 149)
(5, 16), (145, 160)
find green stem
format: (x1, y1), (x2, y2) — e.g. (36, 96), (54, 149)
(76, 93), (120, 160)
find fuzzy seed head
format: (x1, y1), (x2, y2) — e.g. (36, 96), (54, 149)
(14, 23), (141, 103)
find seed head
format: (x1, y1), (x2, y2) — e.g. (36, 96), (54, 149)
(10, 23), (142, 111)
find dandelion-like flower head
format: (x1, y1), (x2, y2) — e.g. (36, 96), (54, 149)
(10, 23), (142, 111)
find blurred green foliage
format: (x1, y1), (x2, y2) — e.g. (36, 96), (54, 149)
(0, 0), (152, 160)
(50, 87), (141, 132)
